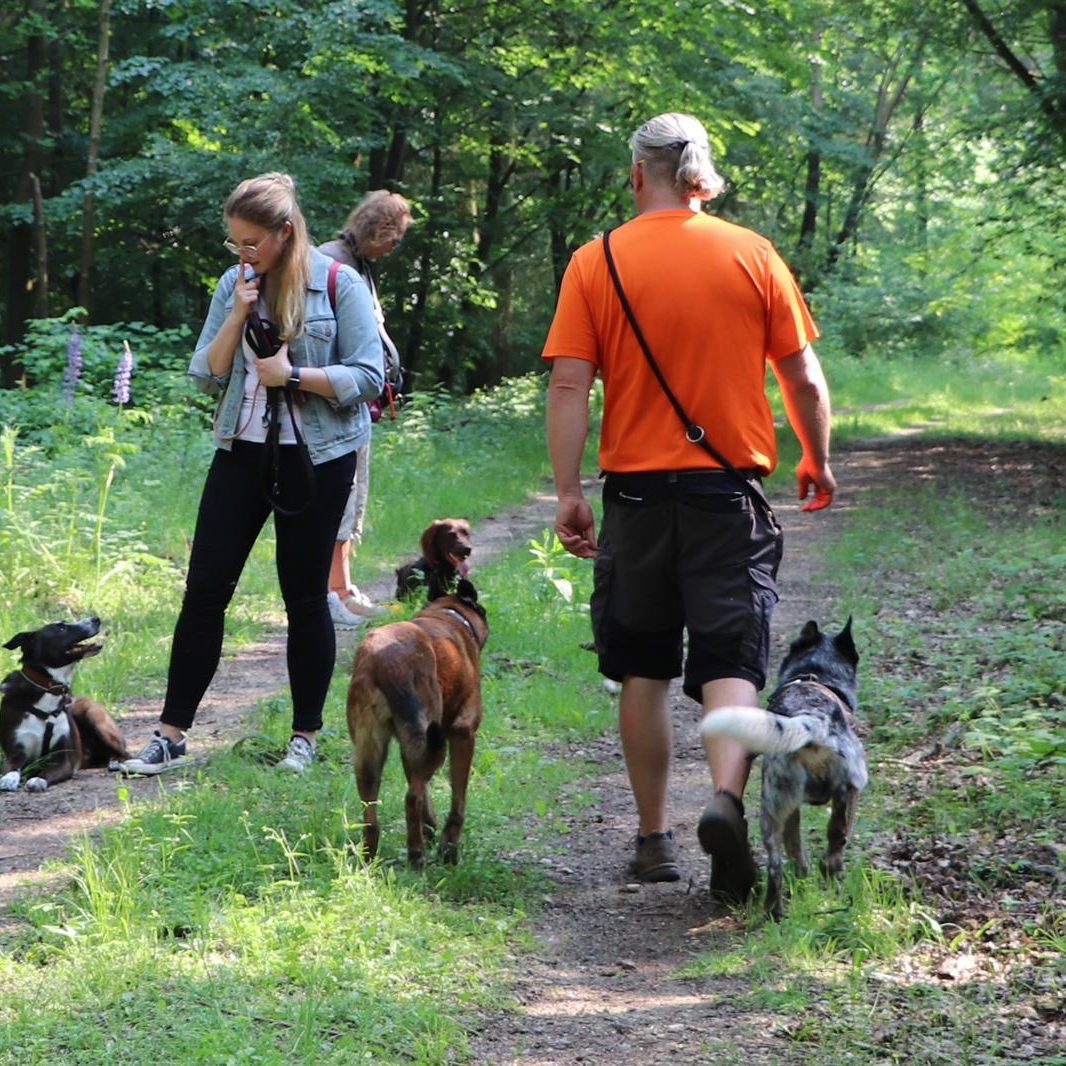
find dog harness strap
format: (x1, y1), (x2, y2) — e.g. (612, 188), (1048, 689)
(785, 676), (853, 713)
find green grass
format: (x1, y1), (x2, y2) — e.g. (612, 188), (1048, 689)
(2, 353), (1065, 1063)
(0, 531), (610, 1063)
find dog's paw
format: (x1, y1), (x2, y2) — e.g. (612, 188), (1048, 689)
(0, 770), (21, 791)
(25, 777), (49, 793)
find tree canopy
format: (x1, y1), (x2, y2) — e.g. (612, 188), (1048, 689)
(2, 0), (1064, 392)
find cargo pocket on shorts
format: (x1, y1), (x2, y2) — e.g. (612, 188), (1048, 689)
(738, 566), (779, 673)
(590, 549), (614, 657)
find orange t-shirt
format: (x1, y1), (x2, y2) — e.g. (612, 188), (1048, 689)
(541, 210), (818, 475)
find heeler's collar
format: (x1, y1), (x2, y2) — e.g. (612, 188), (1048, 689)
(785, 675), (853, 713)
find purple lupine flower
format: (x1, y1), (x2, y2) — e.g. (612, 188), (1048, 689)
(63, 326), (83, 402)
(113, 341), (134, 405)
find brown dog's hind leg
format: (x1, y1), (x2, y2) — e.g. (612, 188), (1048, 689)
(402, 761), (430, 869)
(353, 731), (389, 862)
(439, 727), (477, 864)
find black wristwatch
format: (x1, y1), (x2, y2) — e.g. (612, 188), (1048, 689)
(286, 365), (301, 391)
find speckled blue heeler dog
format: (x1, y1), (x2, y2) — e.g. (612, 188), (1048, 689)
(701, 618), (868, 919)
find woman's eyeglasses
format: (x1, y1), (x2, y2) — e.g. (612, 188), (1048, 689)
(223, 237), (264, 259)
(223, 223), (287, 260)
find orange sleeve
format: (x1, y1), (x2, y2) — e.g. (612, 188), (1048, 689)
(765, 247), (820, 361)
(541, 255), (600, 365)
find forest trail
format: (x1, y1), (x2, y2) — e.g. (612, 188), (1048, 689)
(2, 437), (1061, 1063)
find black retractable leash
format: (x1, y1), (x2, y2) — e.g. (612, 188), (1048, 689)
(244, 307), (315, 517)
(601, 228), (779, 530)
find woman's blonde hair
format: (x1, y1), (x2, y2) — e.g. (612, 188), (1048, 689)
(224, 172), (311, 340)
(344, 190), (412, 251)
(630, 113), (726, 201)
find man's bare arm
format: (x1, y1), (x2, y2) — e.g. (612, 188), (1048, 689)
(771, 344), (836, 512)
(546, 356), (599, 557)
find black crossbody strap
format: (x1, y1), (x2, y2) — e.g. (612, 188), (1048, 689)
(601, 228), (776, 523)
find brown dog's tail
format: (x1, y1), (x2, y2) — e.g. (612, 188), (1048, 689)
(377, 675), (446, 762)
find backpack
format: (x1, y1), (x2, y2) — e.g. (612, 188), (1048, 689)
(327, 258), (403, 422)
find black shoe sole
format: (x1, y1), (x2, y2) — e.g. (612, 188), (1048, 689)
(698, 810), (756, 903)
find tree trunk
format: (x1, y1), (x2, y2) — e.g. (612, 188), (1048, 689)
(30, 173), (48, 318)
(405, 125), (443, 386)
(78, 0), (113, 316)
(826, 46), (918, 271)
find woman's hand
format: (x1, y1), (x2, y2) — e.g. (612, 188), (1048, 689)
(254, 342), (292, 388)
(227, 261), (260, 324)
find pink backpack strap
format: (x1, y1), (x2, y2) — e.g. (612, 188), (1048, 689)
(327, 258), (341, 312)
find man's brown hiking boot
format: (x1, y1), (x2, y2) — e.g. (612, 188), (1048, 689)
(630, 830), (681, 883)
(698, 791), (757, 904)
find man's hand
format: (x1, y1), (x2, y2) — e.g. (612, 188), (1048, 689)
(797, 456), (835, 512)
(555, 495), (598, 558)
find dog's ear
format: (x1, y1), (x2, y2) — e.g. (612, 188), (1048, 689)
(3, 632), (32, 652)
(834, 615), (859, 664)
(455, 577), (478, 603)
(793, 620), (821, 649)
(421, 520), (446, 565)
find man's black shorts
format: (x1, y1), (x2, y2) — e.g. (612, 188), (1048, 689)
(590, 470), (783, 699)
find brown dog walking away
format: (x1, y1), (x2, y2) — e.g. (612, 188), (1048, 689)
(347, 577), (488, 866)
(1, 617), (129, 793)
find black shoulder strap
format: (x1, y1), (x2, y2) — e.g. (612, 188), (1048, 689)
(601, 227), (776, 522)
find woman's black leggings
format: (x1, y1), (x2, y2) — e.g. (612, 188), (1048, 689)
(161, 441), (357, 734)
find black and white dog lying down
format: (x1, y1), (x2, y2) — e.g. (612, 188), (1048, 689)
(701, 618), (868, 919)
(1, 617), (129, 793)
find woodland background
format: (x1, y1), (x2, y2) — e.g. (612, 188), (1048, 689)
(1, 0), (1065, 398)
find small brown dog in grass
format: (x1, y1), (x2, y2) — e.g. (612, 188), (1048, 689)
(394, 518), (473, 602)
(347, 577), (488, 866)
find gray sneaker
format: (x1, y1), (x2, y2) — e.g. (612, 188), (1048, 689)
(630, 830), (681, 883)
(327, 591), (366, 630)
(121, 731), (187, 776)
(278, 735), (316, 773)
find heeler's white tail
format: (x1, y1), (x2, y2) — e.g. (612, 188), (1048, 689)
(700, 706), (828, 754)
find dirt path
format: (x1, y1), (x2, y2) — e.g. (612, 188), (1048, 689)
(468, 437), (1066, 1065)
(468, 464), (855, 1066)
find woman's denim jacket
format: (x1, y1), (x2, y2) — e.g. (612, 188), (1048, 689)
(188, 249), (384, 464)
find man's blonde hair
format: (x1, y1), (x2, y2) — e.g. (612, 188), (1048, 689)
(630, 113), (726, 201)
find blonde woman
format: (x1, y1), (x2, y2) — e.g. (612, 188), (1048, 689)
(122, 173), (383, 775)
(318, 189), (413, 625)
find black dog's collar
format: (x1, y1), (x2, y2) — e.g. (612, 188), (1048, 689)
(784, 675), (853, 713)
(14, 667), (72, 719)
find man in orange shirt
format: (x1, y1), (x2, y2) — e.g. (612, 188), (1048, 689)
(544, 112), (835, 902)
